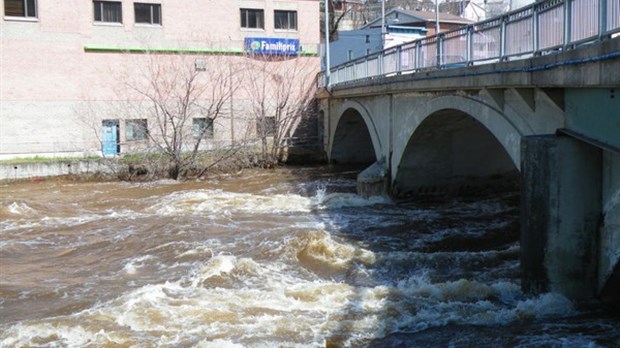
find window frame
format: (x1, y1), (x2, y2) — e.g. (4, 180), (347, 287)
(4, 0), (37, 19)
(192, 117), (214, 140)
(240, 8), (264, 30)
(125, 119), (149, 141)
(93, 0), (123, 24)
(256, 116), (276, 138)
(134, 2), (161, 26)
(274, 10), (297, 31)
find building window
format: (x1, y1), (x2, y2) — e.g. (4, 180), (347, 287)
(256, 116), (275, 137)
(365, 35), (370, 43)
(193, 118), (214, 139)
(274, 10), (297, 30)
(134, 3), (161, 25)
(347, 50), (354, 60)
(125, 119), (148, 141)
(4, 0), (36, 18)
(240, 8), (264, 29)
(94, 1), (122, 23)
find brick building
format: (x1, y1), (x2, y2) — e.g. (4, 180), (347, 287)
(0, 0), (320, 159)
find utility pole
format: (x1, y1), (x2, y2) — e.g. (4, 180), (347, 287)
(436, 0), (441, 67)
(381, 0), (387, 49)
(382, 0), (386, 35)
(435, 0), (440, 35)
(324, 0), (331, 87)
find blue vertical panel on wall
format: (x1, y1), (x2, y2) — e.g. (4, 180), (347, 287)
(102, 120), (118, 156)
(565, 89), (620, 151)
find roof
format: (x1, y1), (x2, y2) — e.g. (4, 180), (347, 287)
(362, 8), (473, 29)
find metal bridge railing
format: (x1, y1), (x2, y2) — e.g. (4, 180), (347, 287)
(319, 0), (620, 88)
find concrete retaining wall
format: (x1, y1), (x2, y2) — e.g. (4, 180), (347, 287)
(0, 160), (115, 180)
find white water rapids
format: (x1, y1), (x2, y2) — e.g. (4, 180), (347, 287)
(1, 167), (618, 347)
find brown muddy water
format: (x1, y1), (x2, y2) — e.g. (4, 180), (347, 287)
(1, 166), (618, 347)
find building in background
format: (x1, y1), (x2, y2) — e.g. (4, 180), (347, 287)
(327, 0), (537, 32)
(329, 7), (471, 67)
(0, 0), (320, 159)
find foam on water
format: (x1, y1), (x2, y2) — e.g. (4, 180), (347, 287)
(0, 227), (576, 347)
(1, 208), (146, 235)
(148, 189), (390, 216)
(295, 230), (377, 272)
(195, 339), (246, 348)
(123, 255), (157, 275)
(1, 173), (611, 347)
(0, 323), (127, 347)
(2, 201), (38, 216)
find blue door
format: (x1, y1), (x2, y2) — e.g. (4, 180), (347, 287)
(102, 120), (119, 156)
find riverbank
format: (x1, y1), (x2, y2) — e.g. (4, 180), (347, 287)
(0, 148), (327, 183)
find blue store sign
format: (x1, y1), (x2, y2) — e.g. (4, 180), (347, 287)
(245, 37), (299, 55)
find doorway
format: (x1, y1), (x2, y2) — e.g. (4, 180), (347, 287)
(102, 119), (120, 156)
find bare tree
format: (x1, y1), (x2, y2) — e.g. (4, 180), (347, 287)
(321, 0), (354, 41)
(242, 54), (318, 166)
(91, 52), (242, 179)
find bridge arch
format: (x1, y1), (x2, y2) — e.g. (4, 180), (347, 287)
(392, 95), (523, 195)
(329, 100), (383, 164)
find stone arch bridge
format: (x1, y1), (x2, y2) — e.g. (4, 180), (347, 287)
(318, 39), (620, 304)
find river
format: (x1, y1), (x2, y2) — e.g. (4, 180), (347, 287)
(1, 166), (618, 347)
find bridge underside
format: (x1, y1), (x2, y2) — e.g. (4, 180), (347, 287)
(394, 110), (518, 196)
(330, 108), (376, 165)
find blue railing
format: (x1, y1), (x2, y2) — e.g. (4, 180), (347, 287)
(319, 0), (620, 87)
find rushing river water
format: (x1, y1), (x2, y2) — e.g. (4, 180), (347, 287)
(1, 166), (618, 347)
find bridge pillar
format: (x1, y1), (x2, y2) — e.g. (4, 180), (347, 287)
(357, 159), (389, 198)
(599, 151), (620, 302)
(520, 135), (601, 300)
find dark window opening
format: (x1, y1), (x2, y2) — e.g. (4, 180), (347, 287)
(4, 0), (37, 18)
(125, 119), (148, 141)
(240, 8), (264, 29)
(193, 118), (214, 140)
(256, 116), (276, 137)
(94, 1), (122, 23)
(274, 10), (297, 30)
(134, 3), (161, 25)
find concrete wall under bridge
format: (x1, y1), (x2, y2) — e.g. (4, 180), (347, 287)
(318, 38), (620, 304)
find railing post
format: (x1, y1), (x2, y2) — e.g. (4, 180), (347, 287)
(437, 34), (443, 68)
(467, 25), (473, 64)
(397, 46), (402, 74)
(500, 15), (507, 60)
(599, 0), (608, 39)
(564, 0), (572, 48)
(533, 3), (540, 54)
(415, 42), (420, 71)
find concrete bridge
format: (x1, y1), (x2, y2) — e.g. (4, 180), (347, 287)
(318, 2), (620, 303)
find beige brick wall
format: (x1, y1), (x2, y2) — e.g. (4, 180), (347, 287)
(1, 0), (320, 158)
